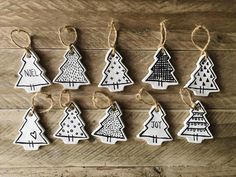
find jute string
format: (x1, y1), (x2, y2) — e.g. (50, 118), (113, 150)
(158, 20), (168, 48)
(59, 89), (71, 108)
(108, 19), (117, 55)
(10, 28), (32, 56)
(191, 25), (211, 56)
(30, 92), (54, 115)
(136, 88), (160, 111)
(92, 91), (115, 110)
(58, 25), (78, 50)
(179, 88), (196, 109)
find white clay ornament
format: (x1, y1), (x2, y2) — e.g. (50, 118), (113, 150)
(15, 50), (51, 93)
(54, 102), (89, 144)
(92, 101), (127, 144)
(178, 100), (213, 143)
(185, 54), (219, 96)
(53, 45), (90, 89)
(137, 105), (172, 145)
(14, 107), (49, 150)
(99, 48), (133, 92)
(143, 47), (178, 89)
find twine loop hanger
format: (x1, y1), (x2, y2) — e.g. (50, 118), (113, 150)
(10, 28), (32, 57)
(58, 25), (78, 53)
(158, 19), (168, 48)
(59, 89), (71, 108)
(30, 92), (54, 115)
(191, 25), (211, 56)
(179, 88), (197, 110)
(136, 88), (160, 111)
(92, 91), (116, 110)
(108, 19), (117, 56)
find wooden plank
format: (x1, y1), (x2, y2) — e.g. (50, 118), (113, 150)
(0, 1), (235, 32)
(0, 109), (235, 167)
(0, 166), (235, 177)
(1, 0), (236, 13)
(0, 49), (235, 109)
(0, 167), (159, 177)
(1, 27), (236, 50)
(161, 166), (236, 177)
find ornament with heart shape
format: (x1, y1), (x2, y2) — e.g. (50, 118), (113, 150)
(14, 107), (49, 150)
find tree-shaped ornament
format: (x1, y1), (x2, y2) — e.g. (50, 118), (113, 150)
(137, 105), (172, 145)
(99, 48), (133, 92)
(143, 47), (178, 89)
(53, 45), (90, 89)
(11, 29), (51, 93)
(54, 102), (89, 144)
(92, 101), (127, 144)
(178, 100), (213, 143)
(15, 50), (51, 93)
(99, 21), (133, 92)
(14, 108), (49, 150)
(185, 25), (219, 96)
(185, 54), (219, 96)
(143, 21), (178, 89)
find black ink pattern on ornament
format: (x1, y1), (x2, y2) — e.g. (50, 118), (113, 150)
(99, 48), (133, 92)
(54, 102), (89, 144)
(137, 105), (172, 145)
(14, 108), (49, 150)
(53, 45), (90, 89)
(143, 47), (178, 89)
(185, 55), (219, 96)
(92, 101), (127, 144)
(15, 50), (51, 93)
(178, 100), (213, 143)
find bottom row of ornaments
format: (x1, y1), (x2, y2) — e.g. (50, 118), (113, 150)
(14, 101), (213, 151)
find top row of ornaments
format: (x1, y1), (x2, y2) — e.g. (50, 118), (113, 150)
(12, 21), (220, 97)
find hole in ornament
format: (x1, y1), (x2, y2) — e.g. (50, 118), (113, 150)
(70, 105), (74, 110)
(26, 52), (31, 58)
(69, 48), (74, 55)
(29, 110), (33, 117)
(194, 104), (200, 111)
(111, 104), (116, 111)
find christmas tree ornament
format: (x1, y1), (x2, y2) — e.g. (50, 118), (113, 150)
(143, 20), (178, 89)
(14, 93), (52, 150)
(92, 91), (127, 144)
(136, 88), (172, 145)
(54, 26), (90, 89)
(11, 29), (51, 93)
(178, 88), (213, 143)
(54, 89), (89, 144)
(185, 25), (219, 96)
(99, 20), (133, 92)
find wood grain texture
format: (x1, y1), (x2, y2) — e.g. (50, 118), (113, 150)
(2, 27), (236, 50)
(0, 0), (235, 33)
(0, 109), (235, 167)
(0, 0), (235, 176)
(0, 166), (235, 177)
(0, 49), (235, 109)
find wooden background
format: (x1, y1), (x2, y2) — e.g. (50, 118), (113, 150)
(0, 0), (235, 176)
